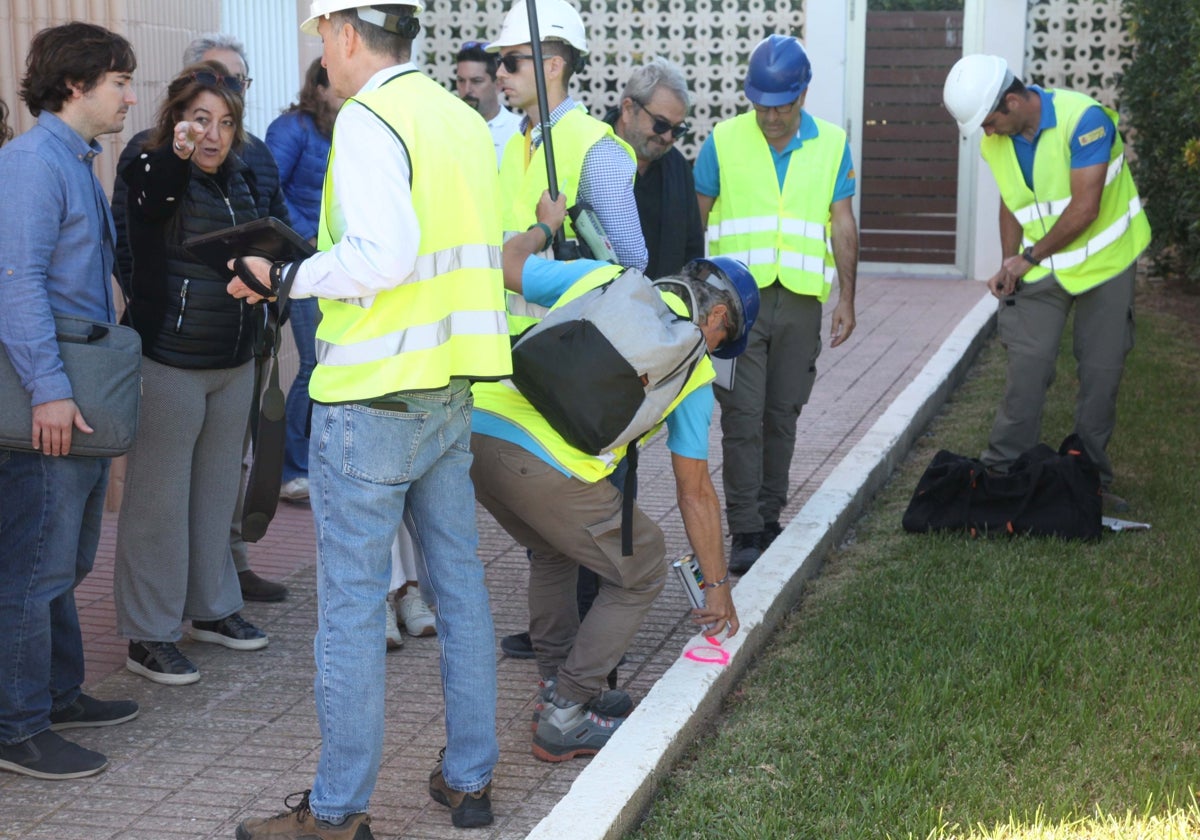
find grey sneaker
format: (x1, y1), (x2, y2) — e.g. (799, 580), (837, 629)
(0, 730), (108, 780)
(126, 640), (200, 686)
(190, 613), (268, 651)
(236, 790), (373, 839)
(531, 677), (632, 730)
(532, 691), (623, 762)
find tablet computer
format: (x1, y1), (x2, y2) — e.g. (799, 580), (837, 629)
(183, 216), (316, 278)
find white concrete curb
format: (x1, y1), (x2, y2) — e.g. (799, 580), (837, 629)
(526, 291), (998, 840)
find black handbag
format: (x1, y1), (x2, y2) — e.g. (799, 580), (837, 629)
(0, 315), (142, 457)
(902, 434), (1102, 540)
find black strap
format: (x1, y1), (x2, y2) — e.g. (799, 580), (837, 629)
(621, 441), (639, 556)
(241, 260), (302, 542)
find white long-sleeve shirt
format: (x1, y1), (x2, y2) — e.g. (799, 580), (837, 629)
(291, 64), (420, 304)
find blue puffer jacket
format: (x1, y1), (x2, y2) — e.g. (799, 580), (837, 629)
(265, 110), (330, 240)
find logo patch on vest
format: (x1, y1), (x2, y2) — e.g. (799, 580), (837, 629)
(1078, 126), (1106, 147)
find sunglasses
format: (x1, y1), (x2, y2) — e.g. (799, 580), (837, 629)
(461, 39), (489, 50)
(187, 70), (251, 94)
(632, 98), (691, 140)
(498, 53), (540, 74)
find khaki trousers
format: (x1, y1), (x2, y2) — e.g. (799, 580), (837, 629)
(470, 434), (666, 704)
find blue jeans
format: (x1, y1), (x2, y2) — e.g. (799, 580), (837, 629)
(282, 297), (318, 482)
(0, 450), (108, 743)
(307, 381), (497, 821)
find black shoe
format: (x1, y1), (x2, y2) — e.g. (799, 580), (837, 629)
(49, 694), (139, 731)
(429, 753), (493, 828)
(0, 730), (108, 780)
(762, 520), (783, 547)
(500, 631), (536, 659)
(191, 613), (269, 651)
(729, 531), (764, 574)
(126, 640), (200, 685)
(239, 569), (289, 602)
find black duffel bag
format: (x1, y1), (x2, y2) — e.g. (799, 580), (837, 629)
(902, 433), (1102, 540)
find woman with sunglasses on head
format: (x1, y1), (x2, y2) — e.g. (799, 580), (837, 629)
(113, 61), (272, 686)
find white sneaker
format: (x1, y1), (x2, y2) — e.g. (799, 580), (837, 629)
(398, 588), (437, 637)
(279, 477), (309, 501)
(384, 596), (404, 650)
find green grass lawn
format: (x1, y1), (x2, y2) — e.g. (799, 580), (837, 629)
(632, 289), (1200, 840)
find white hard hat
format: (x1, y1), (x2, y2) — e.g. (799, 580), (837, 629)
(301, 2), (424, 37)
(942, 54), (1014, 137)
(486, 0), (589, 56)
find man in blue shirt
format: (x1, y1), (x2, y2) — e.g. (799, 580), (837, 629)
(695, 35), (859, 573)
(0, 22), (140, 781)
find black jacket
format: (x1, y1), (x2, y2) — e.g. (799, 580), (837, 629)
(117, 138), (284, 369)
(604, 109), (705, 278)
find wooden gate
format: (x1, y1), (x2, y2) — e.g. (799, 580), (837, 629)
(859, 10), (963, 265)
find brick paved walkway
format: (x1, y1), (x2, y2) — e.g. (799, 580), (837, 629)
(0, 275), (990, 840)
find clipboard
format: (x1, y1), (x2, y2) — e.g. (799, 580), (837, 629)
(183, 216), (315, 279)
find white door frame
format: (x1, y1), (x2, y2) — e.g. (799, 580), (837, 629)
(806, 0), (1027, 280)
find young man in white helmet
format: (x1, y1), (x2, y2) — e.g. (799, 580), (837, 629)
(695, 34), (859, 575)
(229, 3), (510, 837)
(942, 54), (1150, 511)
(489, 0), (648, 270)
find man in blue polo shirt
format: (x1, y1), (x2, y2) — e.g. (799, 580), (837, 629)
(943, 55), (1150, 510)
(695, 34), (859, 574)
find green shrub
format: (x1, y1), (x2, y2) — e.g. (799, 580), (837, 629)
(1120, 0), (1200, 285)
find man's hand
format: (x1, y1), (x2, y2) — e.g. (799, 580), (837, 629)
(987, 262), (1025, 298)
(694, 582), (739, 639)
(536, 190), (567, 235)
(829, 297), (856, 348)
(32, 398), (92, 457)
(226, 255), (274, 304)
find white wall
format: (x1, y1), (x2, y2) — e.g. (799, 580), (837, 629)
(222, 0), (302, 138)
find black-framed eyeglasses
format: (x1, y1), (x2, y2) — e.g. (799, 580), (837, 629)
(632, 98), (691, 140)
(188, 70), (249, 94)
(498, 53), (538, 74)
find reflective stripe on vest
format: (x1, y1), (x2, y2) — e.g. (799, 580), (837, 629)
(981, 88), (1150, 294)
(709, 111), (843, 301)
(473, 264), (714, 483)
(497, 106), (634, 242)
(310, 71), (511, 401)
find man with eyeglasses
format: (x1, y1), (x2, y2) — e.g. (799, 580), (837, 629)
(112, 32), (292, 606)
(695, 33), (859, 575)
(606, 57), (704, 280)
(455, 40), (522, 167)
(488, 0), (647, 270)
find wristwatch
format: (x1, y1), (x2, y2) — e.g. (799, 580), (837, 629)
(1021, 246), (1040, 265)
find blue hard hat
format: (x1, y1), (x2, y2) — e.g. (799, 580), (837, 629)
(686, 256), (760, 360)
(744, 34), (812, 107)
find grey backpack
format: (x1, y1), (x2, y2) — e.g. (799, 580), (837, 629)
(510, 267), (706, 456)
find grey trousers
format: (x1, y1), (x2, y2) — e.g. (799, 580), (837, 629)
(983, 262), (1137, 488)
(470, 434), (666, 704)
(114, 357), (253, 641)
(715, 284), (823, 534)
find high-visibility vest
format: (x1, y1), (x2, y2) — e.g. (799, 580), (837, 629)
(707, 111), (843, 302)
(497, 104), (635, 245)
(981, 88), (1150, 294)
(309, 70), (511, 402)
(472, 264), (716, 483)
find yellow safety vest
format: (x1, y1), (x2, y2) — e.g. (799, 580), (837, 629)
(497, 104), (635, 245)
(707, 111), (843, 302)
(473, 264), (716, 484)
(310, 70), (511, 402)
(981, 88), (1150, 294)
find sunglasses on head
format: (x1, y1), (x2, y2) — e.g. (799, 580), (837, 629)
(461, 39), (489, 51)
(188, 70), (250, 94)
(632, 98), (691, 140)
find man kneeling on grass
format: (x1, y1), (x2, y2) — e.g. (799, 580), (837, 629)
(470, 195), (755, 761)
